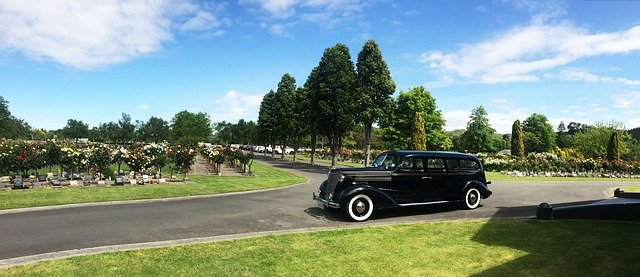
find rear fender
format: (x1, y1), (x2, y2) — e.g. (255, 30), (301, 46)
(462, 181), (492, 199)
(337, 184), (397, 208)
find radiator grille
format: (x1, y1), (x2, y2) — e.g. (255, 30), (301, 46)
(326, 172), (341, 199)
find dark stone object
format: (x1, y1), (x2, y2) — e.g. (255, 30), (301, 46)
(11, 178), (26, 189)
(537, 189), (640, 222)
(114, 176), (124, 186)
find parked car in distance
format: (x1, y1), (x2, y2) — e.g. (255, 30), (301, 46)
(313, 150), (492, 221)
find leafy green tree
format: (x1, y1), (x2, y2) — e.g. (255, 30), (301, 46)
(310, 43), (359, 166)
(356, 39), (396, 165)
(60, 119), (89, 139)
(410, 112), (426, 150)
(511, 120), (524, 159)
(0, 97), (29, 139)
(257, 90), (278, 157)
(170, 110), (212, 147)
(117, 113), (135, 143)
(137, 116), (170, 143)
(607, 131), (620, 161)
(381, 86), (451, 150)
(522, 114), (556, 154)
(274, 73), (297, 158)
(573, 122), (630, 159)
(459, 106), (498, 153)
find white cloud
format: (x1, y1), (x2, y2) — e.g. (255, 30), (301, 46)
(243, 0), (366, 33)
(421, 23), (640, 84)
(211, 90), (265, 123)
(443, 110), (470, 131)
(0, 0), (224, 69)
(137, 103), (150, 110)
(556, 68), (640, 85)
(180, 11), (220, 31)
(614, 93), (640, 109)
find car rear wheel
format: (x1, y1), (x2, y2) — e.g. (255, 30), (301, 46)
(346, 194), (374, 221)
(463, 188), (482, 209)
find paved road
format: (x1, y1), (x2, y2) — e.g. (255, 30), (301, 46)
(0, 159), (632, 261)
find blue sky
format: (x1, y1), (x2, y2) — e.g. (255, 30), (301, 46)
(1, 0), (639, 134)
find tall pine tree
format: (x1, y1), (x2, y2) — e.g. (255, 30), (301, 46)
(410, 112), (426, 150)
(356, 40), (396, 165)
(607, 131), (619, 161)
(511, 120), (525, 159)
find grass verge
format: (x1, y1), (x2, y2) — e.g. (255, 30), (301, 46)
(486, 171), (640, 182)
(2, 219), (639, 275)
(0, 162), (306, 211)
(621, 186), (640, 192)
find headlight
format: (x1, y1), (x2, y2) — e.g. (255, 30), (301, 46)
(339, 174), (345, 183)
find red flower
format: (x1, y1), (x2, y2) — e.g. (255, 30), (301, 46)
(17, 155), (23, 161)
(22, 150), (27, 155)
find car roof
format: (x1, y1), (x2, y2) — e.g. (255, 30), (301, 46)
(383, 150), (479, 160)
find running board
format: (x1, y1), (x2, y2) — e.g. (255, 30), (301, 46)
(398, 201), (451, 207)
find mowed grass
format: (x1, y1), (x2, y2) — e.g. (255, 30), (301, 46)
(0, 162), (306, 211)
(486, 171), (640, 182)
(3, 219), (639, 276)
(621, 186), (640, 192)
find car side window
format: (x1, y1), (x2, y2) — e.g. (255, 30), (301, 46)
(398, 157), (424, 171)
(458, 159), (480, 170)
(381, 155), (396, 170)
(426, 159), (446, 172)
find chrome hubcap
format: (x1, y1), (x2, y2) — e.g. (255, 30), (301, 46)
(355, 200), (367, 214)
(469, 193), (478, 204)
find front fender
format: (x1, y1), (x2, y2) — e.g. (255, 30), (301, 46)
(463, 181), (492, 199)
(337, 184), (397, 208)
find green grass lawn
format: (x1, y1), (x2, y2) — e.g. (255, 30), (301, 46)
(280, 153), (365, 168)
(486, 171), (640, 182)
(621, 186), (640, 192)
(0, 162), (306, 211)
(3, 219), (639, 275)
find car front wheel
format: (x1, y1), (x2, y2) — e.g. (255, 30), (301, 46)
(463, 188), (482, 209)
(346, 194), (374, 221)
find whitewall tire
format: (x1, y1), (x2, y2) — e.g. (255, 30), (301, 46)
(347, 194), (374, 221)
(464, 188), (482, 209)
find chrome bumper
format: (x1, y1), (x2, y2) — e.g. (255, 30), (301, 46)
(313, 192), (341, 209)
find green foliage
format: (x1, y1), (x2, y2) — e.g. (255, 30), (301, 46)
(511, 120), (524, 159)
(136, 116), (170, 143)
(459, 106), (498, 153)
(522, 114), (556, 154)
(257, 90), (278, 148)
(169, 145), (197, 177)
(607, 132), (620, 161)
(356, 39), (396, 163)
(381, 86), (451, 150)
(274, 73), (298, 155)
(60, 119), (89, 139)
(573, 121), (630, 159)
(88, 144), (113, 178)
(170, 110), (212, 147)
(0, 96), (31, 139)
(410, 112), (426, 150)
(213, 119), (258, 145)
(309, 43), (358, 165)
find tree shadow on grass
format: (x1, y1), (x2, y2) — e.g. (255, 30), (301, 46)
(470, 202), (640, 276)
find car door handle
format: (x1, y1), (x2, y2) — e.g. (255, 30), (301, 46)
(421, 176), (433, 180)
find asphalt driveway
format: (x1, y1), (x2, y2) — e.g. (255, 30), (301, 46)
(0, 159), (630, 262)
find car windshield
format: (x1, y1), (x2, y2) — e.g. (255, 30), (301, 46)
(371, 154), (396, 169)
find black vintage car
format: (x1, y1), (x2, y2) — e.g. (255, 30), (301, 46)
(313, 151), (492, 221)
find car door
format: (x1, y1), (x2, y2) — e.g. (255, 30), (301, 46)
(420, 158), (448, 202)
(391, 156), (427, 203)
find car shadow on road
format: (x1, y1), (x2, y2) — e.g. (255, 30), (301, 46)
(305, 202), (474, 222)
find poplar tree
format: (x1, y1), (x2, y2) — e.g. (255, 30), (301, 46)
(410, 112), (426, 150)
(311, 43), (358, 167)
(511, 120), (525, 159)
(356, 39), (396, 165)
(607, 131), (620, 161)
(257, 90), (278, 157)
(273, 73), (297, 158)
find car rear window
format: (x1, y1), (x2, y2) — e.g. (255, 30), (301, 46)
(447, 159), (480, 170)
